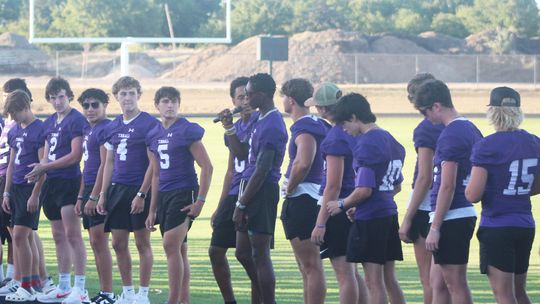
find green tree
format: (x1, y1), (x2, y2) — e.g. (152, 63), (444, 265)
(348, 0), (396, 33)
(431, 13), (469, 38)
(393, 8), (430, 35)
(159, 0), (222, 38)
(231, 0), (292, 42)
(288, 0), (350, 33)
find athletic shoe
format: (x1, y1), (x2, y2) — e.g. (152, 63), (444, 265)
(0, 277), (12, 288)
(36, 286), (71, 303)
(113, 292), (135, 304)
(62, 287), (90, 304)
(5, 286), (37, 302)
(131, 294), (150, 304)
(90, 292), (116, 304)
(0, 279), (19, 295)
(42, 277), (55, 294)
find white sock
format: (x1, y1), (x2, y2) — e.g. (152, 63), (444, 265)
(5, 264), (14, 279)
(122, 286), (135, 296)
(0, 263), (4, 281)
(74, 275), (85, 290)
(138, 286), (149, 298)
(58, 273), (71, 291)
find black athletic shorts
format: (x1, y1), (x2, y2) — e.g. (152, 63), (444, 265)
(281, 194), (319, 241)
(10, 183), (41, 230)
(347, 215), (403, 265)
(211, 194), (237, 249)
(104, 183), (151, 232)
(81, 184), (106, 229)
(157, 188), (197, 236)
(239, 180), (279, 235)
(320, 211), (351, 259)
(408, 210), (430, 242)
(478, 226), (535, 274)
(0, 176), (11, 243)
(431, 216), (476, 265)
(41, 176), (80, 221)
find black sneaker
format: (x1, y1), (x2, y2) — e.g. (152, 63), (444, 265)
(90, 292), (116, 304)
(0, 278), (12, 288)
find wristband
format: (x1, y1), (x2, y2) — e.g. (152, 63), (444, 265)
(338, 199), (345, 210)
(235, 201), (247, 210)
(196, 195), (206, 203)
(2, 192), (10, 198)
(224, 126), (237, 136)
(77, 195), (84, 200)
(315, 224), (326, 229)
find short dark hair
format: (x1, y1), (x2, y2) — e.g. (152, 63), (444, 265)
(77, 88), (109, 105)
(280, 78), (313, 107)
(154, 86), (180, 105)
(413, 79), (453, 109)
(407, 73), (435, 102)
(3, 78), (32, 101)
(249, 73), (276, 99)
(4, 90), (31, 117)
(45, 77), (74, 101)
(332, 93), (376, 124)
(230, 77), (249, 98)
(112, 76), (142, 95)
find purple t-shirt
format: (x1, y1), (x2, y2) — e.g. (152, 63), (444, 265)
(43, 109), (88, 179)
(412, 118), (444, 188)
(225, 112), (259, 195)
(431, 118), (483, 212)
(471, 130), (540, 228)
(106, 112), (160, 186)
(82, 119), (111, 186)
(147, 118), (204, 192)
(319, 124), (356, 198)
(8, 119), (45, 185)
(241, 109), (288, 184)
(353, 129), (405, 220)
(0, 119), (15, 176)
(284, 115), (329, 184)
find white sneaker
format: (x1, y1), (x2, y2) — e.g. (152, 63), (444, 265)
(131, 294), (150, 304)
(37, 286), (71, 303)
(62, 287), (90, 304)
(42, 277), (56, 294)
(5, 286), (37, 302)
(0, 279), (19, 296)
(113, 292), (135, 304)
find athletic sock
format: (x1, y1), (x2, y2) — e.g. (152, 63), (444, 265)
(74, 275), (85, 290)
(5, 264), (14, 279)
(58, 273), (71, 291)
(21, 276), (32, 292)
(0, 263), (4, 281)
(138, 286), (149, 298)
(101, 291), (115, 298)
(31, 274), (42, 292)
(122, 286), (135, 297)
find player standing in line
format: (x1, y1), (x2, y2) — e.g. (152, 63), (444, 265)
(146, 86), (213, 304)
(308, 83), (369, 304)
(327, 93), (406, 304)
(398, 73), (445, 304)
(280, 78), (328, 304)
(2, 90), (46, 302)
(0, 83), (12, 288)
(413, 79), (482, 304)
(210, 77), (261, 304)
(466, 87), (540, 304)
(232, 73), (288, 304)
(73, 89), (115, 304)
(24, 77), (89, 304)
(96, 76), (159, 304)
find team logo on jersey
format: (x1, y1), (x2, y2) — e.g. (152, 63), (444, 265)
(23, 132), (28, 137)
(167, 133), (173, 137)
(128, 128), (135, 133)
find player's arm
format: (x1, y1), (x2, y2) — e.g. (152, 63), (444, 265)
(2, 148), (15, 214)
(28, 147), (46, 213)
(146, 149), (159, 231)
(96, 147), (114, 215)
(75, 173), (85, 216)
(225, 133), (250, 161)
(285, 133), (316, 195)
(212, 152), (234, 225)
(84, 145), (108, 216)
(182, 141), (213, 218)
(237, 148), (275, 206)
(130, 149), (154, 214)
(327, 166), (374, 215)
(465, 166), (488, 203)
(531, 171), (540, 196)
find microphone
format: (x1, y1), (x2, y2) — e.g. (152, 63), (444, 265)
(213, 106), (243, 123)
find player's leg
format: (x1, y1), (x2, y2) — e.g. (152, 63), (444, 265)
(354, 266), (369, 304)
(362, 262), (387, 304)
(249, 233), (275, 304)
(235, 231), (261, 304)
(290, 237), (326, 304)
(111, 228), (134, 301)
(133, 228), (153, 302)
(51, 219), (72, 289)
(162, 220), (189, 304)
(88, 224), (113, 295)
(330, 257), (359, 303)
(34, 232), (54, 292)
(430, 263), (451, 304)
(209, 245), (234, 302)
(180, 242), (190, 304)
(383, 261), (405, 304)
(413, 236), (432, 304)
(6, 225), (34, 301)
(60, 205), (87, 290)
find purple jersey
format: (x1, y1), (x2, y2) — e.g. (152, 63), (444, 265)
(242, 109), (288, 184)
(0, 119), (15, 176)
(147, 118), (204, 192)
(225, 112), (259, 195)
(82, 119), (111, 186)
(8, 119), (45, 185)
(319, 124), (356, 198)
(412, 118), (444, 188)
(285, 115), (328, 184)
(353, 129), (405, 220)
(471, 130), (540, 228)
(431, 118), (483, 213)
(43, 109), (88, 179)
(106, 112), (159, 186)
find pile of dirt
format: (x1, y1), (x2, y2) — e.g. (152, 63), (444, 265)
(0, 32), (50, 73)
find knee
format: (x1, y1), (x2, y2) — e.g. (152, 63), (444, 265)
(135, 238), (151, 254)
(235, 248), (252, 265)
(208, 247), (225, 264)
(66, 231), (83, 245)
(89, 235), (106, 253)
(112, 238), (128, 254)
(11, 232), (27, 246)
(162, 239), (179, 256)
(301, 258), (322, 275)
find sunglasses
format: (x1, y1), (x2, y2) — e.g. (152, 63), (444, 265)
(82, 102), (101, 110)
(416, 105), (433, 116)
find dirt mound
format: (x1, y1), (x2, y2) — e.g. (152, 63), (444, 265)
(0, 32), (39, 49)
(413, 31), (467, 54)
(0, 33), (50, 73)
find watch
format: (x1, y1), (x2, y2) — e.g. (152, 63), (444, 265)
(137, 192), (147, 199)
(235, 201), (247, 210)
(338, 199), (345, 210)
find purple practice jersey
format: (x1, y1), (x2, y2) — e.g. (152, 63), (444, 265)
(431, 118), (483, 213)
(412, 118), (444, 188)
(242, 109), (288, 184)
(8, 119), (45, 185)
(82, 119), (111, 186)
(285, 115), (328, 184)
(225, 112), (259, 195)
(0, 119), (15, 176)
(147, 118), (204, 192)
(319, 124), (357, 198)
(353, 129), (406, 220)
(471, 130), (540, 228)
(106, 112), (159, 186)
(43, 109), (88, 179)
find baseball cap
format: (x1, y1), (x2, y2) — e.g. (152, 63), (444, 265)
(489, 87), (520, 107)
(304, 83), (342, 107)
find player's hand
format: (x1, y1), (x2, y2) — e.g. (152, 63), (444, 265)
(84, 200), (97, 217)
(232, 207), (247, 230)
(2, 197), (11, 214)
(96, 196), (107, 215)
(27, 194), (39, 213)
(74, 199), (83, 216)
(181, 200), (204, 219)
(145, 212), (156, 232)
(326, 200), (343, 216)
(218, 109), (234, 129)
(130, 196), (145, 214)
(311, 226), (326, 246)
(346, 207), (356, 222)
(399, 219), (413, 243)
(425, 227), (440, 252)
(25, 163), (45, 182)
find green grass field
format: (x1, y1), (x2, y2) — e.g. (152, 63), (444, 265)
(34, 115), (540, 303)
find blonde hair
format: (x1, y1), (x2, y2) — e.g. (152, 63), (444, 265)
(487, 106), (523, 131)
